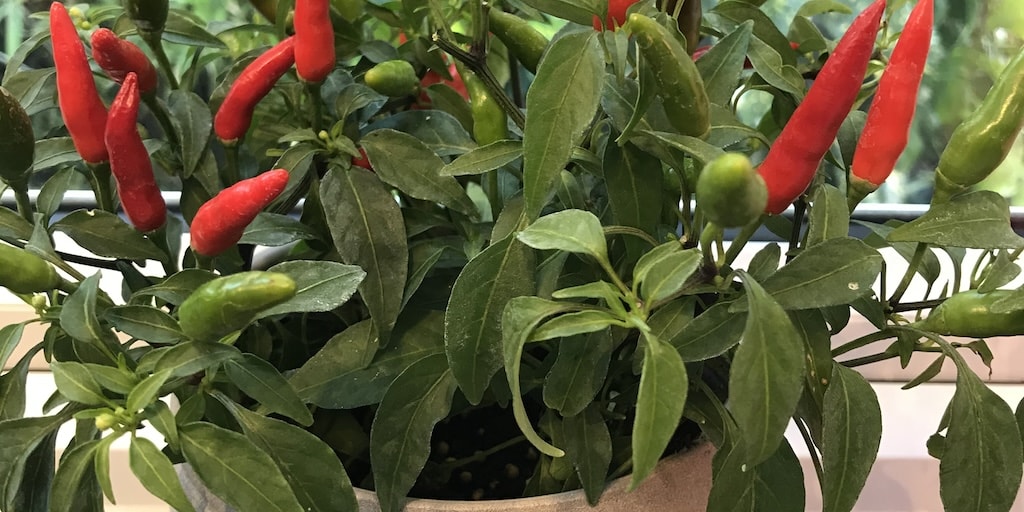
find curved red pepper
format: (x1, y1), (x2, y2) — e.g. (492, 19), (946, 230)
(91, 28), (159, 95)
(189, 169), (290, 257)
(50, 2), (108, 164)
(757, 0), (886, 214)
(849, 0), (933, 203)
(294, 0), (335, 83)
(214, 37), (296, 144)
(105, 73), (166, 232)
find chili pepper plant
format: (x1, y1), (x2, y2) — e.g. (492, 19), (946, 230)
(1, 0), (1023, 511)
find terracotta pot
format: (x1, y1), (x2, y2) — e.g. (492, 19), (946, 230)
(178, 442), (715, 512)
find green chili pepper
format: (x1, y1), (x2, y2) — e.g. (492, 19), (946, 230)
(0, 244), (61, 294)
(0, 86), (34, 188)
(915, 290), (1024, 338)
(456, 62), (508, 146)
(625, 13), (710, 139)
(488, 9), (548, 74)
(696, 152), (767, 228)
(123, 0), (169, 37)
(176, 271), (297, 342)
(932, 48), (1024, 204)
(364, 60), (419, 98)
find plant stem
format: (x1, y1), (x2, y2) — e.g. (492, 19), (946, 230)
(224, 144), (241, 185)
(439, 435), (527, 471)
(889, 242), (927, 306)
(87, 162), (116, 213)
(433, 34), (526, 131)
(723, 217), (764, 266)
(889, 298), (945, 313)
(307, 82), (324, 134)
(786, 199), (806, 262)
(796, 418), (823, 484)
(144, 33), (179, 90)
(603, 226), (660, 248)
(13, 185), (32, 222)
(485, 170), (501, 219)
(831, 329), (896, 357)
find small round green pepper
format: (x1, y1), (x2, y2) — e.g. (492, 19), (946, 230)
(695, 153), (767, 228)
(364, 60), (419, 98)
(177, 271), (296, 342)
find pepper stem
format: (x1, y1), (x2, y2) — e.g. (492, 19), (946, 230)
(142, 93), (180, 147)
(306, 81), (324, 134)
(87, 162), (117, 213)
(432, 33), (526, 131)
(143, 33), (179, 90)
(12, 181), (33, 222)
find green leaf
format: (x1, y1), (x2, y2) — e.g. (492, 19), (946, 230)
(162, 12), (227, 47)
(517, 0), (598, 25)
(530, 309), (620, 341)
(59, 274), (116, 350)
(238, 213), (320, 246)
(9, 430), (57, 512)
(634, 244), (701, 304)
(32, 137), (79, 170)
(132, 269), (217, 305)
(179, 422), (304, 512)
(643, 130), (725, 167)
(370, 354), (457, 512)
(696, 21), (754, 107)
(562, 404), (612, 505)
(321, 167), (408, 342)
(503, 297), (578, 457)
(888, 191), (1024, 249)
(0, 323), (25, 373)
(258, 260), (365, 318)
(51, 362), (109, 406)
(126, 370), (171, 414)
(744, 238), (882, 311)
(49, 439), (101, 512)
(224, 355), (313, 426)
(129, 437), (196, 512)
(807, 184), (850, 246)
(978, 250), (1021, 293)
(152, 341), (242, 379)
(670, 301), (746, 361)
(939, 341), (1024, 512)
(0, 350), (33, 420)
(730, 273), (805, 465)
(444, 235), (536, 404)
(603, 142), (664, 249)
(0, 206), (32, 241)
(361, 129), (479, 217)
(523, 31), (603, 219)
(104, 306), (184, 344)
(146, 400), (179, 448)
(216, 397), (357, 512)
(52, 210), (167, 261)
(747, 242), (781, 281)
(93, 435), (117, 503)
(518, 209), (608, 262)
(439, 140), (523, 176)
(167, 90), (212, 178)
(37, 167), (88, 221)
(822, 364), (881, 512)
(544, 329), (614, 417)
(707, 436), (806, 511)
(712, 1), (797, 64)
(363, 110), (475, 156)
(0, 414), (71, 508)
(746, 36), (805, 97)
(630, 332), (688, 489)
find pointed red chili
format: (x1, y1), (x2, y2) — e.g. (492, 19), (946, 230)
(214, 37), (296, 145)
(294, 0), (335, 83)
(91, 28), (160, 95)
(105, 73), (166, 232)
(757, 0), (886, 214)
(849, 0), (933, 206)
(50, 2), (108, 164)
(189, 169), (290, 257)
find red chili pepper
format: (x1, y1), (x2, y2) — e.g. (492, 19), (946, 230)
(849, 0), (933, 205)
(50, 2), (108, 164)
(105, 73), (166, 232)
(352, 147), (371, 170)
(91, 28), (159, 95)
(757, 0), (886, 215)
(189, 169), (290, 257)
(593, 0), (640, 31)
(294, 0), (335, 83)
(214, 37), (296, 145)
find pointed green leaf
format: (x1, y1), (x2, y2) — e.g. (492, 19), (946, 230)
(544, 330), (614, 417)
(59, 274), (116, 349)
(562, 405), (612, 505)
(696, 21), (754, 106)
(224, 355), (313, 426)
(888, 191), (1024, 249)
(152, 341), (242, 379)
(126, 370), (171, 413)
(631, 332), (688, 489)
(523, 31), (603, 219)
(517, 209), (607, 262)
(258, 261), (365, 318)
(129, 437), (196, 512)
(531, 310), (620, 341)
(440, 140), (523, 176)
(603, 142), (664, 247)
(444, 235), (536, 404)
(370, 354), (457, 512)
(51, 362), (109, 406)
(807, 184), (850, 246)
(822, 364), (882, 512)
(49, 439), (101, 512)
(105, 306), (184, 344)
(52, 210), (166, 261)
(9, 430), (57, 512)
(670, 301), (746, 361)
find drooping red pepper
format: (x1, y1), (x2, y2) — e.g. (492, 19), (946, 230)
(91, 28), (160, 95)
(105, 72), (166, 232)
(848, 0), (933, 208)
(214, 37), (296, 145)
(757, 0), (886, 215)
(189, 169), (290, 257)
(50, 2), (108, 164)
(352, 147), (371, 170)
(294, 0), (335, 83)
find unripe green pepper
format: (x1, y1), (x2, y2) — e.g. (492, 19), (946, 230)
(915, 290), (1024, 338)
(177, 271), (296, 342)
(456, 62), (508, 146)
(123, 0), (169, 37)
(364, 60), (419, 98)
(0, 244), (61, 294)
(0, 87), (34, 187)
(932, 48), (1024, 204)
(488, 9), (548, 74)
(625, 13), (710, 139)
(695, 153), (767, 228)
